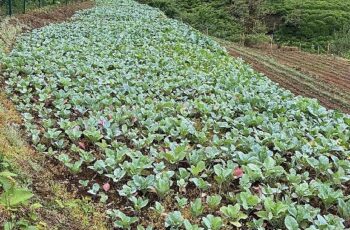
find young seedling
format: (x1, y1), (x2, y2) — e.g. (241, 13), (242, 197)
(107, 210), (139, 229)
(106, 168), (126, 183)
(153, 201), (165, 216)
(184, 219), (203, 230)
(206, 195), (222, 210)
(131, 175), (155, 192)
(220, 204), (248, 227)
(165, 211), (184, 229)
(190, 178), (211, 191)
(190, 161), (206, 177)
(118, 184), (137, 198)
(153, 176), (172, 199)
(236, 191), (261, 210)
(213, 164), (232, 189)
(87, 183), (100, 196)
(190, 198), (204, 217)
(129, 196), (149, 212)
(256, 198), (288, 222)
(201, 215), (223, 230)
(176, 196), (188, 209)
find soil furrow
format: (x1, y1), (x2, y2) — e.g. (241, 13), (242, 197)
(227, 46), (350, 114)
(230, 46), (350, 102)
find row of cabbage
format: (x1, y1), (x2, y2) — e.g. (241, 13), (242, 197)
(2, 0), (350, 229)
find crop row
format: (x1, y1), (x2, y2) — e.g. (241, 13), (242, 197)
(2, 0), (350, 229)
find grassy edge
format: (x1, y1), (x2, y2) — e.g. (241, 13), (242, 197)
(0, 93), (108, 229)
(0, 3), (109, 230)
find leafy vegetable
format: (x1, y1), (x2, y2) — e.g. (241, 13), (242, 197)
(2, 0), (350, 228)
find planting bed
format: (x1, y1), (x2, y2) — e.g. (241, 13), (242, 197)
(226, 44), (350, 114)
(2, 0), (350, 229)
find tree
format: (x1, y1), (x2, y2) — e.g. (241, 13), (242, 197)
(229, 0), (266, 34)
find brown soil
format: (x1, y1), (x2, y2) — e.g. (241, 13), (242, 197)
(226, 44), (350, 114)
(9, 1), (94, 31)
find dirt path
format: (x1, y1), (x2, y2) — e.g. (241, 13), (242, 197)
(225, 43), (350, 114)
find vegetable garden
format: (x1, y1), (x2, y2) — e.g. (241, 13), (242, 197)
(1, 0), (350, 229)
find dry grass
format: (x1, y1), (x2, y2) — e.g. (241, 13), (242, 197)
(0, 18), (27, 53)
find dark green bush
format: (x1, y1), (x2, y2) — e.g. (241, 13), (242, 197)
(139, 0), (179, 18)
(138, 0), (243, 42)
(270, 0), (350, 51)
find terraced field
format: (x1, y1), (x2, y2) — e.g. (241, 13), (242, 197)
(225, 43), (350, 113)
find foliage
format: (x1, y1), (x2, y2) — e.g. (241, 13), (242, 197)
(139, 0), (350, 55)
(138, 0), (243, 42)
(220, 204), (247, 227)
(206, 195), (221, 210)
(0, 171), (33, 209)
(2, 0), (350, 228)
(269, 0), (350, 52)
(201, 215), (223, 230)
(107, 210), (138, 229)
(165, 211), (184, 229)
(330, 25), (350, 58)
(242, 33), (271, 47)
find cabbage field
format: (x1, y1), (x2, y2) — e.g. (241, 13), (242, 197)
(2, 0), (350, 229)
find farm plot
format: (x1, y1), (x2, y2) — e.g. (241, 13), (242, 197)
(1, 0), (350, 229)
(225, 43), (350, 114)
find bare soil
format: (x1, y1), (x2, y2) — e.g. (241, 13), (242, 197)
(9, 1), (94, 31)
(226, 44), (350, 114)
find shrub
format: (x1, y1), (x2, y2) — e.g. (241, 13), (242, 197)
(330, 26), (350, 57)
(242, 33), (271, 47)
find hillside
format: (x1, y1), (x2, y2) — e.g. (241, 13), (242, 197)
(138, 0), (350, 58)
(1, 0), (350, 229)
(269, 0), (350, 54)
(137, 0), (243, 41)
